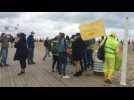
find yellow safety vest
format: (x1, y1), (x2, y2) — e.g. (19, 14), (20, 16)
(105, 36), (119, 55)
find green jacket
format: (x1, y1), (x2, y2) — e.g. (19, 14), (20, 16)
(0, 36), (9, 48)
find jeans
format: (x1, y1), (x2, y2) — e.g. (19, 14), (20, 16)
(58, 52), (67, 76)
(1, 48), (8, 65)
(28, 48), (34, 64)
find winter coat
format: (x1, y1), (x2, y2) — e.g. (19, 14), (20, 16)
(14, 38), (28, 61)
(27, 35), (35, 48)
(72, 37), (86, 61)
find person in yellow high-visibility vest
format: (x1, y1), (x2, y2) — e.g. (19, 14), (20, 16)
(101, 32), (119, 84)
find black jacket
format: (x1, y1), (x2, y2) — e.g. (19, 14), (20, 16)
(72, 37), (86, 60)
(14, 38), (28, 61)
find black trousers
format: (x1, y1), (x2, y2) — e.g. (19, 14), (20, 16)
(52, 55), (59, 71)
(20, 59), (26, 69)
(87, 50), (94, 68)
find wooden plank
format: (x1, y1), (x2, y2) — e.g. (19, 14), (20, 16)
(0, 45), (130, 87)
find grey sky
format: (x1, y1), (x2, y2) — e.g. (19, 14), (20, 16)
(0, 12), (133, 39)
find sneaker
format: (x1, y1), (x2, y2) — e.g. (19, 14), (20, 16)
(62, 75), (70, 79)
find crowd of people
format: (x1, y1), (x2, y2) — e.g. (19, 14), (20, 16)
(0, 31), (125, 84)
(42, 32), (123, 84)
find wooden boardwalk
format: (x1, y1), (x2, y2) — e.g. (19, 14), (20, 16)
(0, 43), (131, 87)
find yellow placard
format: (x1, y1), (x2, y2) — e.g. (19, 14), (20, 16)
(79, 19), (105, 40)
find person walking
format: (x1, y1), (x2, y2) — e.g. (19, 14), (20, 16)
(0, 33), (10, 67)
(27, 32), (36, 64)
(101, 32), (119, 84)
(14, 33), (28, 75)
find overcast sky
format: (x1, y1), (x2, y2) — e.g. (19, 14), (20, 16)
(0, 12), (134, 40)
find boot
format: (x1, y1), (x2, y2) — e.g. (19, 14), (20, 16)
(107, 72), (112, 84)
(18, 69), (25, 76)
(107, 79), (112, 84)
(104, 73), (108, 83)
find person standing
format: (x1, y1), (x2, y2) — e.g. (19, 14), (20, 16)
(9, 34), (15, 48)
(14, 33), (28, 75)
(27, 32), (36, 64)
(101, 32), (119, 84)
(57, 33), (70, 78)
(87, 39), (95, 70)
(43, 37), (50, 60)
(72, 33), (86, 77)
(0, 33), (10, 67)
(51, 36), (60, 72)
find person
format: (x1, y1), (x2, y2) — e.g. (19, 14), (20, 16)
(87, 39), (95, 70)
(10, 34), (15, 48)
(72, 33), (86, 77)
(65, 35), (72, 64)
(14, 33), (28, 75)
(27, 32), (36, 64)
(66, 35), (71, 47)
(101, 32), (119, 84)
(82, 41), (89, 71)
(51, 36), (60, 72)
(57, 32), (70, 78)
(70, 35), (76, 65)
(132, 40), (134, 51)
(43, 37), (51, 60)
(0, 33), (10, 67)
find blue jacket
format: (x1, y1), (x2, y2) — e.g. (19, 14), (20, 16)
(27, 35), (35, 48)
(57, 38), (67, 53)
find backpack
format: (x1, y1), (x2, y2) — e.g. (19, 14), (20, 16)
(97, 37), (107, 61)
(51, 41), (58, 54)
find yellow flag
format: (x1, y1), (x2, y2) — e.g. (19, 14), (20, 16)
(79, 19), (105, 40)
